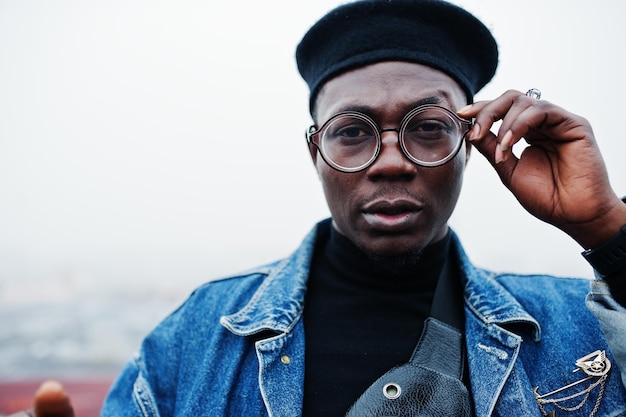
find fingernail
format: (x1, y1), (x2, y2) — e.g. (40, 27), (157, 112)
(468, 122), (480, 141)
(36, 381), (65, 395)
(500, 130), (512, 152)
(495, 143), (505, 164)
(458, 104), (473, 113)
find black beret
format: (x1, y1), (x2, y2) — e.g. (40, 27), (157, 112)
(296, 0), (498, 110)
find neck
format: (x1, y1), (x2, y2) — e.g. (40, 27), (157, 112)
(326, 225), (451, 290)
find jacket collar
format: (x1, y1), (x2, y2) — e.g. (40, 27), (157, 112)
(452, 233), (541, 342)
(222, 220), (541, 341)
(219, 223), (318, 336)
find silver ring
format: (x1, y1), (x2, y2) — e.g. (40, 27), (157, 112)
(526, 88), (541, 100)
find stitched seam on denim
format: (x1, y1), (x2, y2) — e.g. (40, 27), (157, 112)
(133, 374), (160, 417)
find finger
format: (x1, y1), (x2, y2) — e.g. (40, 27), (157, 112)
(33, 381), (74, 417)
(456, 99), (491, 118)
(498, 97), (550, 151)
(496, 96), (543, 152)
(468, 129), (498, 164)
(458, 90), (523, 140)
(469, 129), (519, 181)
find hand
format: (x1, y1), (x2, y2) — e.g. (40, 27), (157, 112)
(5, 381), (74, 417)
(457, 90), (626, 249)
(33, 381), (74, 417)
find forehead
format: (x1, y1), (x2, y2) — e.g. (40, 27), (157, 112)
(314, 61), (467, 122)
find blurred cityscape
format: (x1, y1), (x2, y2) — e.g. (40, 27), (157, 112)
(0, 277), (189, 415)
(0, 280), (186, 379)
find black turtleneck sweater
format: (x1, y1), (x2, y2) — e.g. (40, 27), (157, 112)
(302, 220), (454, 417)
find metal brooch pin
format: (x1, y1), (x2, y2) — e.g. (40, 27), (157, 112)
(533, 350), (611, 417)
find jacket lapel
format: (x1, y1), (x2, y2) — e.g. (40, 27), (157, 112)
(452, 233), (541, 415)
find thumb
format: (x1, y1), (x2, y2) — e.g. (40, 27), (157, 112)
(33, 381), (74, 417)
(469, 131), (517, 186)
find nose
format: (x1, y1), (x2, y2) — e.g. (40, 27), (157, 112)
(366, 130), (417, 180)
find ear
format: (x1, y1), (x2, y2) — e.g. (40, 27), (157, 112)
(308, 143), (319, 166)
(307, 143), (323, 179)
(464, 138), (472, 164)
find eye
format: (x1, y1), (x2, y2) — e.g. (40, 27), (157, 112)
(410, 119), (450, 134)
(336, 125), (370, 138)
(325, 118), (377, 143)
(403, 114), (457, 143)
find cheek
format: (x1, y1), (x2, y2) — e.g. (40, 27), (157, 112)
(319, 169), (346, 201)
(317, 165), (357, 212)
(435, 157), (466, 206)
(423, 154), (466, 204)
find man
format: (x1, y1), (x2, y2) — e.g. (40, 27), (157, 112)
(15, 0), (626, 415)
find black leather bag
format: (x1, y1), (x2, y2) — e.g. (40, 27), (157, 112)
(345, 318), (471, 417)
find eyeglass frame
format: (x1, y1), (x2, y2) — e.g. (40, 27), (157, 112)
(306, 104), (473, 173)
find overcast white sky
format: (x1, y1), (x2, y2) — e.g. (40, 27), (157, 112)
(1, 0), (625, 305)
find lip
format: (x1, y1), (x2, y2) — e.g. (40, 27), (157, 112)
(361, 198), (423, 231)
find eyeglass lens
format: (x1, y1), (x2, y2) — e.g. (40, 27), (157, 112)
(321, 113), (380, 170)
(318, 107), (465, 170)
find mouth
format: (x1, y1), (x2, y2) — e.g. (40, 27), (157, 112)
(361, 199), (423, 231)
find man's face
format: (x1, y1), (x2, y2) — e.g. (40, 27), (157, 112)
(310, 61), (470, 258)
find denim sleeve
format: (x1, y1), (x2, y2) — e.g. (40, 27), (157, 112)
(586, 278), (626, 389)
(101, 354), (161, 417)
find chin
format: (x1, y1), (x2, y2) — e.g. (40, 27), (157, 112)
(366, 246), (425, 272)
(359, 238), (425, 264)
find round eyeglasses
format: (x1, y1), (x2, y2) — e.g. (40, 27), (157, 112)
(306, 104), (472, 173)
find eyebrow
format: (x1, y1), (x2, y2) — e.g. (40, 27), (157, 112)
(336, 96), (445, 116)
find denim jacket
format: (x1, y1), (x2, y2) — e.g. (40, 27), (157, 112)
(102, 221), (626, 416)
